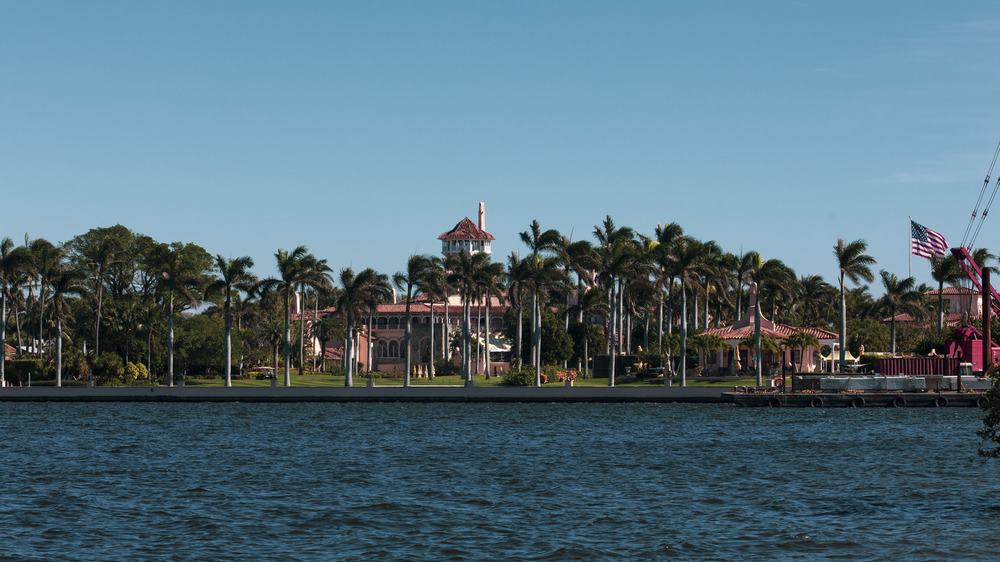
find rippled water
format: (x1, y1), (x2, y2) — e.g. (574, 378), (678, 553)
(1, 402), (999, 560)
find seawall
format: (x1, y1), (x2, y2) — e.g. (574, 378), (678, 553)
(0, 385), (730, 403)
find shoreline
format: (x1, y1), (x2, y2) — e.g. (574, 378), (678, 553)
(0, 385), (728, 403)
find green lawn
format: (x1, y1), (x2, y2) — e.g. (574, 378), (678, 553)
(181, 371), (778, 388)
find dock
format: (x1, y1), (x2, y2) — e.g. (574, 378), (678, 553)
(727, 390), (987, 408)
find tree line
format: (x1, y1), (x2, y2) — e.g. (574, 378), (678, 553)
(0, 219), (983, 387)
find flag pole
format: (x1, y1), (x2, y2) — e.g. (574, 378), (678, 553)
(908, 216), (911, 278)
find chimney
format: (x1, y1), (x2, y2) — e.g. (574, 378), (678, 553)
(478, 202), (485, 231)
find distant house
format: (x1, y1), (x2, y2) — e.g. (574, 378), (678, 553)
(296, 202), (511, 375)
(701, 283), (838, 374)
(885, 286), (982, 327)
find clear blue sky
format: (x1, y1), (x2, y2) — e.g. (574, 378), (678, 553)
(4, 1), (1000, 292)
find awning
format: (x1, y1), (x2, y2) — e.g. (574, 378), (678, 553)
(474, 333), (512, 353)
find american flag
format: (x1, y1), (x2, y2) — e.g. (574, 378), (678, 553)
(911, 220), (948, 259)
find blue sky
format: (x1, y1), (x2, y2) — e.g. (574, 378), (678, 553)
(4, 1), (1000, 292)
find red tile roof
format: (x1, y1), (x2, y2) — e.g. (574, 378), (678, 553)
(703, 323), (838, 341)
(925, 287), (979, 295)
(4, 343), (14, 355)
(438, 217), (495, 241)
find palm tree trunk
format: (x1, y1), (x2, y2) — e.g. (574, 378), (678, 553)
(37, 279), (44, 358)
(298, 290), (306, 377)
(95, 278), (103, 357)
(485, 293), (492, 378)
(517, 288), (524, 369)
(609, 279), (617, 387)
(367, 313), (374, 378)
(429, 303), (436, 379)
(56, 317), (62, 387)
(345, 323), (354, 387)
(1, 291), (6, 386)
(463, 297), (471, 381)
(224, 295), (232, 387)
(680, 279), (688, 387)
(313, 298), (319, 372)
(167, 291), (175, 387)
(839, 276), (847, 374)
(584, 319), (590, 379)
(404, 295), (412, 387)
(444, 300), (450, 364)
(658, 295), (664, 351)
(283, 288), (292, 386)
(534, 296), (542, 386)
(476, 296), (482, 374)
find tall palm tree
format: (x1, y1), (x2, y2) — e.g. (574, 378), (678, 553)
(336, 267), (390, 386)
(593, 235), (642, 386)
(205, 255), (257, 387)
(643, 222), (684, 346)
(875, 270), (924, 355)
(48, 266), (87, 387)
(473, 257), (505, 379)
(27, 238), (63, 358)
(834, 238), (876, 373)
(520, 220), (561, 382)
(784, 331), (820, 373)
(418, 258), (447, 378)
(798, 274), (835, 328)
(257, 246), (317, 387)
(151, 242), (210, 386)
(0, 238), (28, 386)
(445, 251), (495, 382)
(505, 252), (530, 369)
(672, 237), (709, 386)
(394, 254), (435, 387)
(569, 286), (609, 379)
(311, 315), (343, 373)
(296, 255), (332, 377)
(929, 254), (962, 334)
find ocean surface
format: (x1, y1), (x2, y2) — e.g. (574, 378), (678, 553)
(1, 402), (999, 560)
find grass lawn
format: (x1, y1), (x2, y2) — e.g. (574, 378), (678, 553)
(180, 371), (782, 388)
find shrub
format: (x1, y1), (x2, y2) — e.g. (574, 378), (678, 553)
(557, 370), (578, 382)
(434, 358), (461, 377)
(92, 352), (125, 384)
(123, 362), (141, 384)
(6, 359), (44, 385)
(136, 363), (149, 381)
(500, 367), (535, 386)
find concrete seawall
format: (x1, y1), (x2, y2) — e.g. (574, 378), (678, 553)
(0, 385), (731, 403)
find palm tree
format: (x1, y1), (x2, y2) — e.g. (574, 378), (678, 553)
(0, 238), (28, 386)
(205, 255), (257, 387)
(27, 238), (63, 358)
(569, 286), (609, 379)
(505, 252), (530, 369)
(419, 258), (447, 378)
(783, 331), (820, 373)
(473, 257), (505, 379)
(394, 254), (436, 387)
(593, 236), (642, 386)
(672, 237), (710, 386)
(297, 255), (332, 377)
(151, 242), (210, 386)
(257, 246), (316, 387)
(929, 254), (962, 334)
(445, 252), (495, 382)
(798, 274), (835, 328)
(643, 222), (683, 346)
(311, 315), (343, 373)
(48, 266), (87, 387)
(520, 220), (561, 382)
(834, 238), (876, 373)
(336, 267), (389, 386)
(875, 270), (924, 355)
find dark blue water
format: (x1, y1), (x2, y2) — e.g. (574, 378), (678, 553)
(1, 403), (999, 560)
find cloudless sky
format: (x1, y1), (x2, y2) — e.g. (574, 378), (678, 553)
(4, 1), (1000, 293)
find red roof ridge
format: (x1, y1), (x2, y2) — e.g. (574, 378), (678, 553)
(438, 217), (495, 241)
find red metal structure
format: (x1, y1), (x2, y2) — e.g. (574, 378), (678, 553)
(949, 246), (1000, 371)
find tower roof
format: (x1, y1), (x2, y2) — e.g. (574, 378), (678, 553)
(438, 217), (495, 241)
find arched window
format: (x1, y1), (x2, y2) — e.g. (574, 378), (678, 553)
(378, 341), (387, 358)
(377, 317), (388, 327)
(388, 340), (399, 358)
(390, 317), (400, 328)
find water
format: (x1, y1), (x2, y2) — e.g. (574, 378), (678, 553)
(1, 403), (999, 560)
